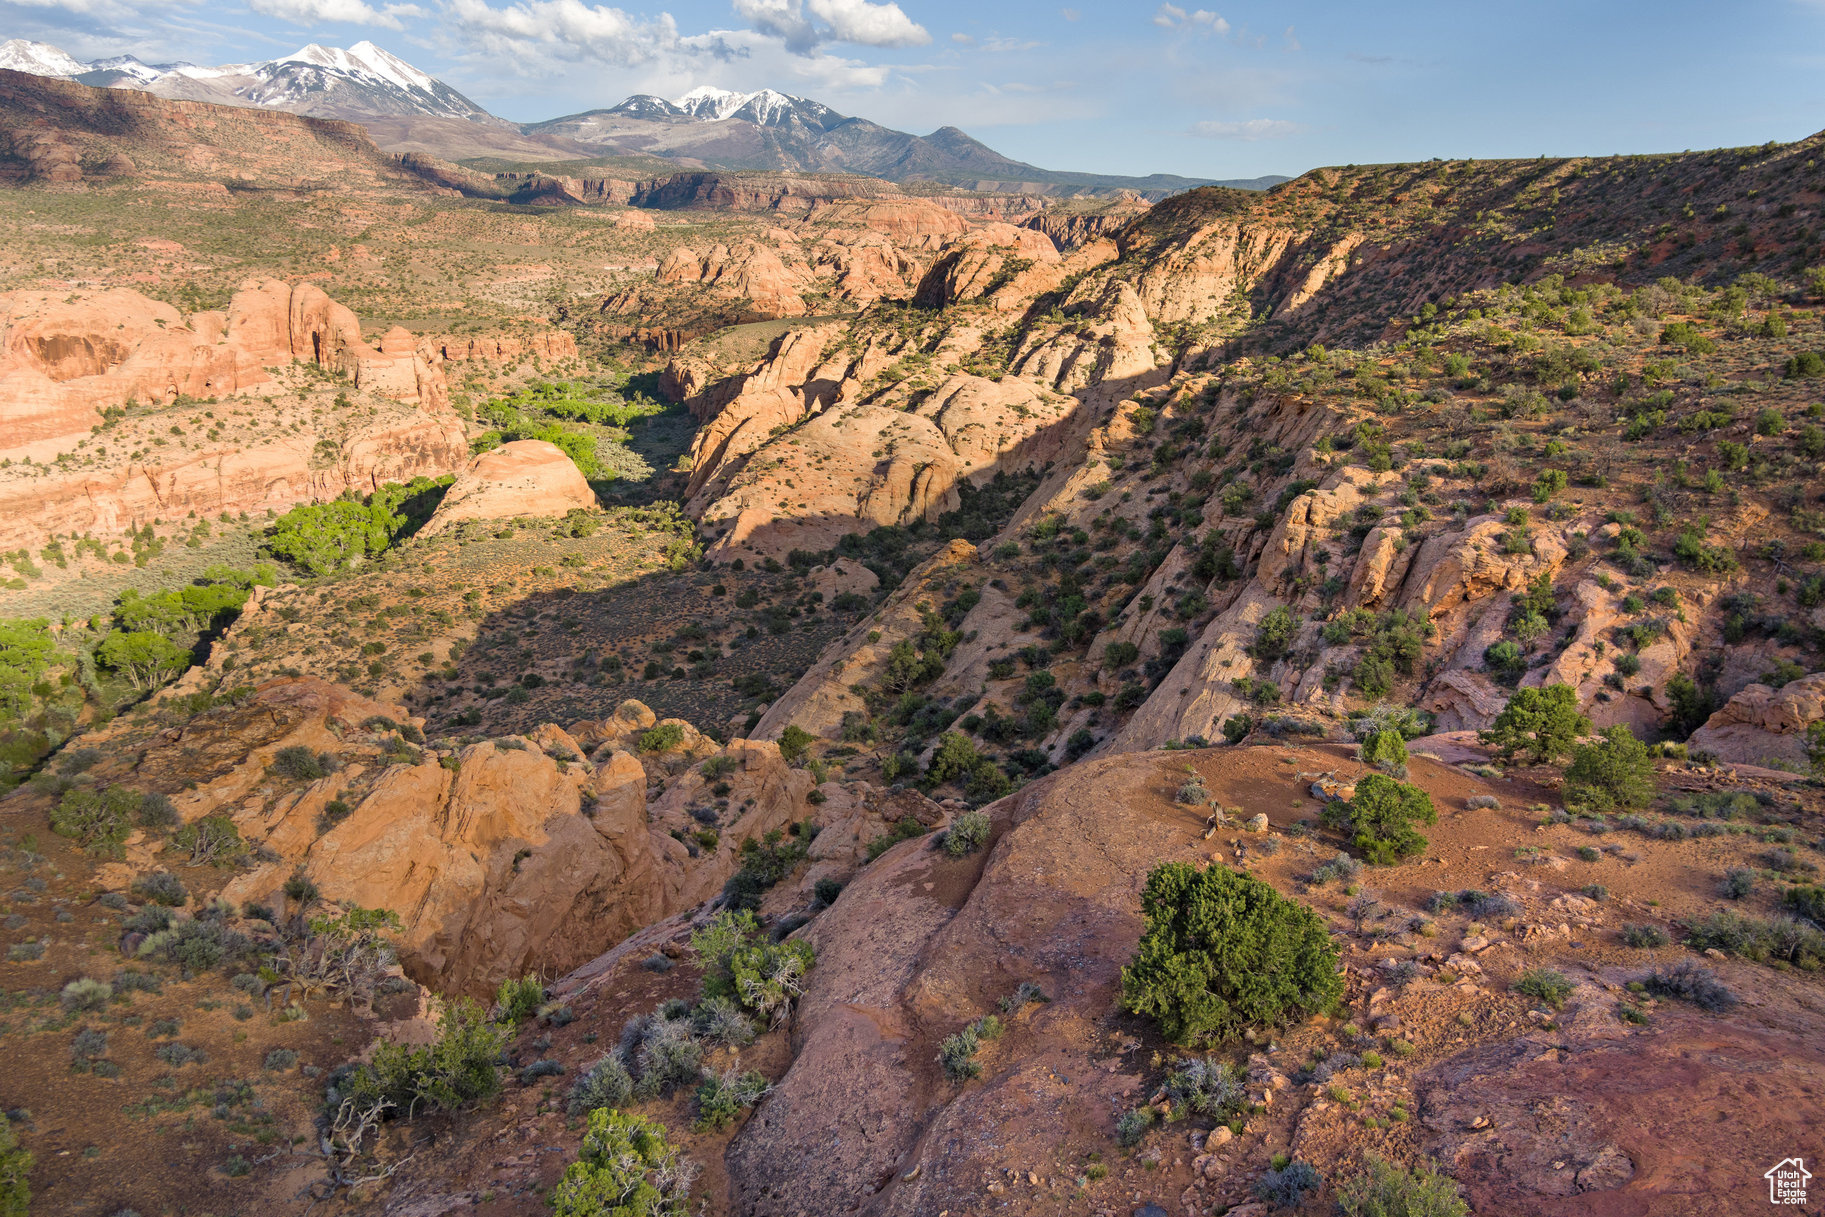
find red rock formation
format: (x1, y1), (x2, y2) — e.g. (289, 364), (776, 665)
(0, 278), (446, 462)
(417, 439), (599, 537)
(420, 330), (578, 364)
(0, 403), (469, 551)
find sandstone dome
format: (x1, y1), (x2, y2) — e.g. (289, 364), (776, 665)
(418, 438), (597, 536)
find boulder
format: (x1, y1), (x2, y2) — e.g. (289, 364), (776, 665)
(1424, 669), (1512, 733)
(1688, 673), (1825, 767)
(417, 440), (597, 537)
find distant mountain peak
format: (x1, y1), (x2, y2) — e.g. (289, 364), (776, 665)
(0, 38), (88, 78)
(0, 38), (1258, 199)
(666, 85), (837, 129)
(272, 40), (441, 96)
(0, 36), (489, 124)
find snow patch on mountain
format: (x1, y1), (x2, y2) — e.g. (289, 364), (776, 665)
(0, 39), (88, 78)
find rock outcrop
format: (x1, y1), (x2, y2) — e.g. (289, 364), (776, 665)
(421, 330), (578, 364)
(1688, 673), (1825, 767)
(0, 278), (448, 463)
(75, 678), (842, 995)
(0, 397), (468, 553)
(0, 278), (472, 551)
(417, 440), (598, 537)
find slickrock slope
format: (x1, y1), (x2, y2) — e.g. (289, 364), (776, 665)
(417, 439), (598, 538)
(58, 677), (941, 996)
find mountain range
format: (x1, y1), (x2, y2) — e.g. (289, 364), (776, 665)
(0, 38), (1285, 197)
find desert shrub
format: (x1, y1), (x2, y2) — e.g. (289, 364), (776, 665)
(50, 785), (139, 857)
(1000, 981), (1050, 1013)
(723, 830), (808, 911)
(1120, 862), (1343, 1044)
(692, 996), (756, 1048)
(1462, 890), (1521, 919)
(1105, 640), (1140, 669)
(1253, 606), (1302, 662)
(637, 722), (687, 752)
(1786, 883), (1825, 927)
(138, 791), (178, 829)
(938, 1014), (1004, 1082)
(123, 905), (174, 936)
(866, 815), (927, 861)
(620, 1008), (704, 1099)
(341, 998), (506, 1117)
(1513, 967), (1573, 1009)
(1311, 851), (1362, 885)
(1562, 725), (1657, 812)
(60, 977), (112, 1012)
(70, 1027), (109, 1066)
(1646, 960), (1737, 1012)
(1255, 1159), (1323, 1208)
(1359, 730), (1408, 774)
(550, 1108), (695, 1217)
(1328, 774), (1437, 865)
(566, 1056), (634, 1115)
(1622, 922), (1669, 948)
(943, 810), (991, 857)
(111, 967), (160, 996)
(172, 815), (246, 867)
(518, 1059), (565, 1085)
(155, 1040), (204, 1066)
(131, 870), (188, 907)
(270, 745), (330, 781)
(1346, 703), (1432, 742)
(694, 1067), (769, 1130)
(494, 975), (545, 1025)
(1480, 685), (1589, 763)
(1116, 1106), (1156, 1148)
(1684, 908), (1825, 968)
(264, 1048), (299, 1071)
(691, 910), (815, 1026)
(1161, 1057), (1245, 1120)
(139, 915), (247, 976)
(1465, 794), (1501, 810)
(776, 724), (815, 764)
(1721, 868), (1757, 900)
(0, 1113), (32, 1217)
(1336, 1153), (1468, 1217)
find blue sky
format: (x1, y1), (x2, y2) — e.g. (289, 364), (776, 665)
(7, 0), (1825, 180)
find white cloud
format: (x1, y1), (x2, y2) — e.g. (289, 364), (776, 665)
(3, 0), (150, 17)
(1189, 117), (1298, 140)
(1059, 6), (1079, 19)
(441, 0), (687, 66)
(732, 0), (928, 54)
(809, 0), (926, 46)
(248, 0), (425, 30)
(950, 31), (972, 44)
(1153, 4), (1228, 34)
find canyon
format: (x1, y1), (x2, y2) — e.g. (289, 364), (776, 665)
(0, 64), (1822, 1217)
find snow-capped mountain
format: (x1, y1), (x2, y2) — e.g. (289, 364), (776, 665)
(602, 86), (846, 132)
(0, 38), (88, 78)
(80, 55), (179, 85)
(0, 38), (491, 123)
(0, 38), (1244, 196)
